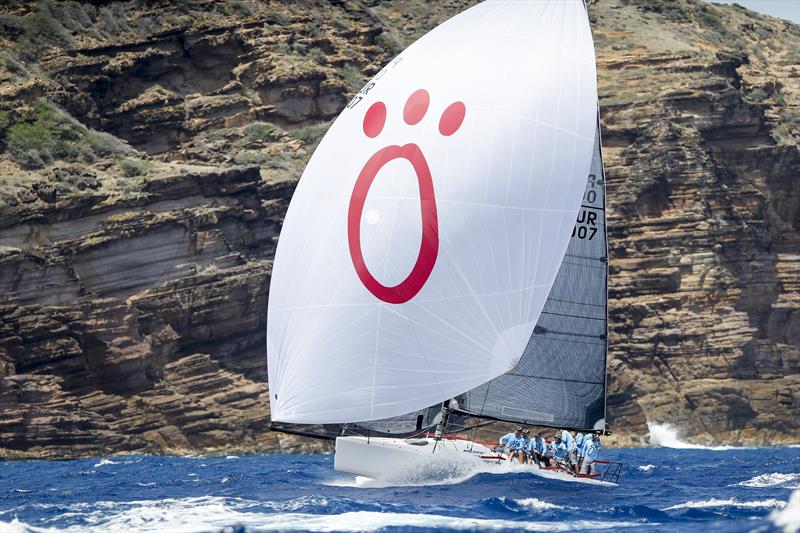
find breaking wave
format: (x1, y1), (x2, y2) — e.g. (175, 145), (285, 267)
(513, 498), (563, 512)
(0, 496), (639, 533)
(737, 473), (800, 489)
(663, 498), (786, 511)
(638, 464), (655, 472)
(771, 489), (800, 533)
(92, 458), (120, 468)
(647, 422), (745, 450)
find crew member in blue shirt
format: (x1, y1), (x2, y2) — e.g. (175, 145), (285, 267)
(515, 429), (531, 464)
(562, 429), (578, 473)
(498, 426), (522, 462)
(528, 432), (548, 467)
(550, 433), (568, 466)
(580, 432), (602, 475)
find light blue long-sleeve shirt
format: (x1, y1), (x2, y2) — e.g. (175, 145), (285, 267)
(550, 440), (567, 460)
(583, 436), (601, 461)
(562, 430), (575, 452)
(575, 433), (585, 454)
(528, 437), (546, 454)
(499, 432), (520, 449)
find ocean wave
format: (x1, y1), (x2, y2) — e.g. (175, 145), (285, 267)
(663, 498), (786, 511)
(93, 458), (120, 468)
(512, 498), (563, 512)
(647, 422), (747, 450)
(0, 504), (646, 533)
(771, 489), (800, 533)
(737, 473), (800, 489)
(638, 464), (655, 472)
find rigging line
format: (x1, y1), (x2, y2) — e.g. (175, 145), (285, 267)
(546, 296), (605, 308)
(563, 252), (607, 261)
(529, 335), (605, 348)
(540, 310), (606, 321)
(502, 372), (605, 386)
(535, 329), (605, 340)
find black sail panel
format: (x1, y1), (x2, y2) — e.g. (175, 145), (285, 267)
(459, 117), (608, 431)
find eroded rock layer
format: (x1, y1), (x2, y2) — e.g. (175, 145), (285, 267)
(0, 0), (798, 456)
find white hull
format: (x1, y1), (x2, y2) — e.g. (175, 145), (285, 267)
(334, 436), (616, 486)
(334, 436), (494, 479)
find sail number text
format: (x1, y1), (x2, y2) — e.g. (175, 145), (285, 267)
(572, 173), (601, 240)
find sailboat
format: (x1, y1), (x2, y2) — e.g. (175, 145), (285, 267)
(267, 0), (619, 485)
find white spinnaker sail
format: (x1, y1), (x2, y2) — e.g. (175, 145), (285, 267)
(268, 0), (598, 424)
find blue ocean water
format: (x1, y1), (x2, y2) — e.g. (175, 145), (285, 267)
(1, 445), (798, 532)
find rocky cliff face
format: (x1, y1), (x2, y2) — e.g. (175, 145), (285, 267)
(0, 0), (798, 457)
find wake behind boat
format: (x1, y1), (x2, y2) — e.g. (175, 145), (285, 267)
(267, 0), (621, 485)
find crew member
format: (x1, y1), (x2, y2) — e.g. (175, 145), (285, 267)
(562, 429), (578, 473)
(580, 432), (602, 476)
(498, 426), (522, 462)
(550, 433), (567, 467)
(529, 432), (548, 467)
(515, 429), (531, 464)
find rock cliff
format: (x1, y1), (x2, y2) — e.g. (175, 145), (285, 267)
(0, 0), (798, 457)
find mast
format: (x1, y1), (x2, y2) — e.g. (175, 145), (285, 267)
(433, 400), (453, 439)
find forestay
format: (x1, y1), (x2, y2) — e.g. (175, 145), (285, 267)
(459, 119), (608, 431)
(267, 0), (598, 424)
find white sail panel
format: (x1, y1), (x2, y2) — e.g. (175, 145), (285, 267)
(268, 0), (598, 423)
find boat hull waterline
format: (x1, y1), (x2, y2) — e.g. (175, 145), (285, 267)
(334, 436), (617, 486)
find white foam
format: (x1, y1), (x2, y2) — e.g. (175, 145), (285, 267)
(0, 497), (642, 533)
(93, 458), (120, 468)
(512, 497), (563, 511)
(663, 498), (786, 511)
(225, 455), (239, 459)
(324, 455), (614, 488)
(255, 513), (643, 531)
(647, 422), (743, 450)
(0, 517), (31, 533)
(771, 489), (800, 533)
(737, 473), (800, 489)
(638, 464), (655, 472)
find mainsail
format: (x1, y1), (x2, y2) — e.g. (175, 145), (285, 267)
(267, 0), (599, 425)
(458, 118), (608, 431)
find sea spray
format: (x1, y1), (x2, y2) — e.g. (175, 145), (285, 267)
(770, 489), (800, 533)
(647, 422), (747, 450)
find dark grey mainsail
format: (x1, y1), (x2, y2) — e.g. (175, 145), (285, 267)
(457, 117), (608, 431)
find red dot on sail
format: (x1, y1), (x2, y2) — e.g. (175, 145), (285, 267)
(363, 102), (386, 138)
(439, 101), (466, 136)
(403, 89), (430, 125)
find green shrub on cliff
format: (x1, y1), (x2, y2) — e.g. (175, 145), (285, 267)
(5, 100), (132, 169)
(13, 2), (75, 60)
(118, 157), (152, 177)
(6, 101), (83, 168)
